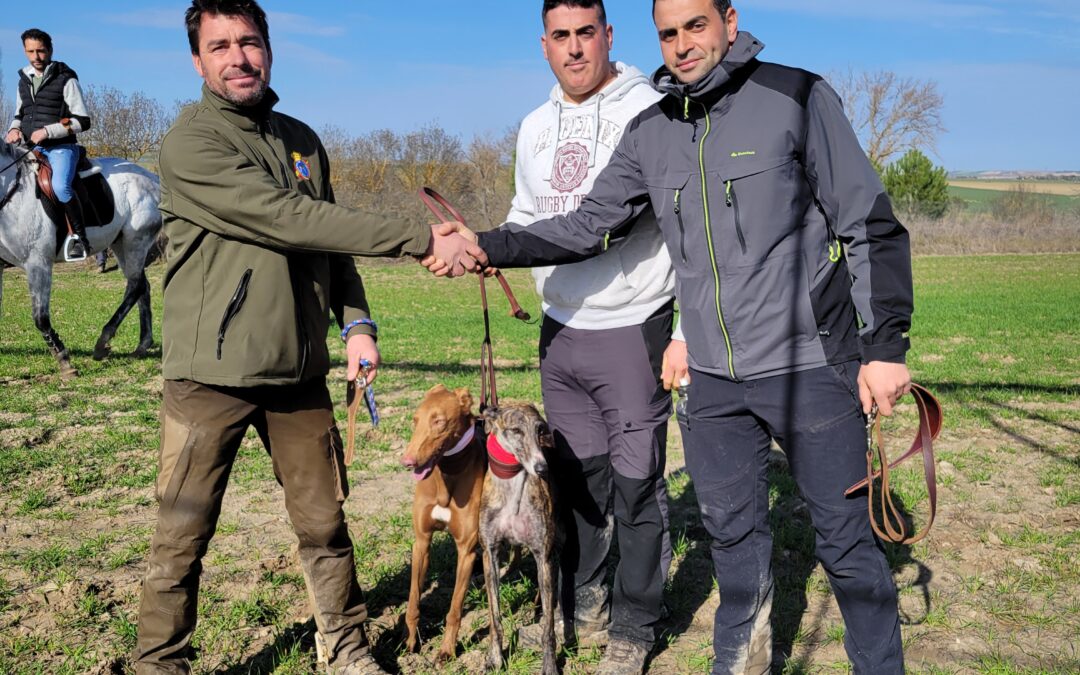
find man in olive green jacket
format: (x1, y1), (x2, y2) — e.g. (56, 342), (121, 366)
(134, 2), (476, 674)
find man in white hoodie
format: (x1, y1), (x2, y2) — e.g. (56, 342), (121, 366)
(509, 2), (677, 672)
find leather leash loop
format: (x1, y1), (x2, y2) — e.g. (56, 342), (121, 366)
(844, 383), (943, 545)
(418, 187), (530, 323)
(419, 187), (530, 411)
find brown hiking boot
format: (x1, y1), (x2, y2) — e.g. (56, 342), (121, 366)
(595, 639), (650, 675)
(329, 652), (387, 675)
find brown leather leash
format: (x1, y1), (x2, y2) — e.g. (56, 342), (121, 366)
(844, 383), (943, 545)
(418, 187), (530, 411)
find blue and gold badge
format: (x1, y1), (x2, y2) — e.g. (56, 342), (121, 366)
(291, 152), (311, 181)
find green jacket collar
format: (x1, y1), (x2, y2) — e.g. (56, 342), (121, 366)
(201, 83), (280, 132)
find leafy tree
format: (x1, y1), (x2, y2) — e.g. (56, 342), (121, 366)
(881, 149), (950, 219)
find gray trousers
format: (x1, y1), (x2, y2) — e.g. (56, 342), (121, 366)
(539, 302), (674, 649)
(134, 378), (369, 673)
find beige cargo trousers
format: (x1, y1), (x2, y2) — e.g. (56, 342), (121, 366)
(134, 378), (369, 673)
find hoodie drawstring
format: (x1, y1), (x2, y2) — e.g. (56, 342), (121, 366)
(589, 94), (604, 168)
(550, 100), (564, 180)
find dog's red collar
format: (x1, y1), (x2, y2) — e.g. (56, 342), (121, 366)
(487, 433), (523, 479)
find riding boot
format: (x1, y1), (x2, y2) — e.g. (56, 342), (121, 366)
(62, 198), (91, 258)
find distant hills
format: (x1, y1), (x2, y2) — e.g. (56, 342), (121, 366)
(949, 170), (1080, 181)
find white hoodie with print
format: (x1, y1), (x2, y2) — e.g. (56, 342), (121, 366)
(507, 62), (678, 332)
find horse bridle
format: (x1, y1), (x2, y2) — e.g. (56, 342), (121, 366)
(0, 146), (32, 211)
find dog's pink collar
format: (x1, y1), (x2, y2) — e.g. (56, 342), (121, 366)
(487, 434), (523, 479)
(443, 425), (475, 460)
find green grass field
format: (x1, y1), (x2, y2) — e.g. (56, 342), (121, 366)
(948, 185), (1080, 213)
(1, 254), (1078, 674)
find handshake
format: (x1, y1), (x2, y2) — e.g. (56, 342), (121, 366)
(419, 222), (490, 278)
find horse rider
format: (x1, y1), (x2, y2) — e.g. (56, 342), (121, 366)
(5, 28), (93, 259)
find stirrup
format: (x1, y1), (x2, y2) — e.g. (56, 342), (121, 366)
(63, 235), (88, 262)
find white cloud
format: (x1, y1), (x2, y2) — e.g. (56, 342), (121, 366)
(274, 40), (348, 68)
(745, 0), (1001, 21)
(102, 8), (179, 30)
(267, 12), (346, 38)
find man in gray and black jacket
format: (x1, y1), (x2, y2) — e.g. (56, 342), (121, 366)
(429, 1), (912, 672)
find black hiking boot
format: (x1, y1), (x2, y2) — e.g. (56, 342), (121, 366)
(62, 199), (91, 261)
(595, 639), (650, 675)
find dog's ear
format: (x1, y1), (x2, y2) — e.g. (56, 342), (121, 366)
(455, 388), (474, 414)
(481, 406), (499, 431)
(538, 422), (554, 449)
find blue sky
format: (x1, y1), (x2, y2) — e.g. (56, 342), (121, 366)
(2, 0), (1077, 171)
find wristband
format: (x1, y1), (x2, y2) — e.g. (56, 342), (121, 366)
(341, 318), (377, 343)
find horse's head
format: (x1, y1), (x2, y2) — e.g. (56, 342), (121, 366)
(0, 142), (29, 195)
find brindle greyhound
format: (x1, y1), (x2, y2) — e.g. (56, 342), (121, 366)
(401, 384), (487, 663)
(480, 403), (559, 675)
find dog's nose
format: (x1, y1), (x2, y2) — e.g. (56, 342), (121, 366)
(534, 461), (549, 479)
(402, 455), (417, 468)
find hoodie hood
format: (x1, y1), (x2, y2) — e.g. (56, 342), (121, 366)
(549, 61), (651, 168)
(652, 32), (764, 101)
(548, 61), (651, 108)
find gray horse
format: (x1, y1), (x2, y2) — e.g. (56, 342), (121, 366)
(0, 142), (161, 377)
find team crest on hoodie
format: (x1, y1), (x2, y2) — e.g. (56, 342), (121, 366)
(550, 142), (590, 192)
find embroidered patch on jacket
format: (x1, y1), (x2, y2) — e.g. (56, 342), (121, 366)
(550, 142), (590, 193)
(291, 152), (311, 181)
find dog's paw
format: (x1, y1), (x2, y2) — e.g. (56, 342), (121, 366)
(402, 628), (419, 653)
(435, 649), (454, 664)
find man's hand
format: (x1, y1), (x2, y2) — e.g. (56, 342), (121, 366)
(857, 361), (912, 416)
(4, 129), (23, 144)
(29, 128), (48, 145)
(661, 339), (689, 391)
(419, 222), (488, 277)
(346, 333), (380, 385)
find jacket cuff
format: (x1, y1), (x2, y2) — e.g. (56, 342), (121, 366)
(45, 122), (70, 139)
(672, 318), (685, 342)
(402, 222), (432, 257)
(9, 120), (21, 130)
(859, 336), (910, 365)
(341, 311), (377, 343)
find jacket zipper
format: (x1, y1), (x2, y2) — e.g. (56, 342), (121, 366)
(725, 180), (747, 253)
(265, 116), (309, 380)
(674, 189), (688, 263)
(217, 269), (253, 360)
(694, 101), (737, 380)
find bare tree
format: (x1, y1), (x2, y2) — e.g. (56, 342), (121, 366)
(80, 85), (170, 161)
(0, 48), (12, 131)
(829, 69), (945, 168)
(465, 129), (516, 231)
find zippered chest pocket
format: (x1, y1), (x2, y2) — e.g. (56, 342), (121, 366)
(707, 154), (806, 262)
(217, 269), (253, 360)
(644, 173), (693, 266)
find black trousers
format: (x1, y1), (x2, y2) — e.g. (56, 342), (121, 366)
(680, 361), (903, 674)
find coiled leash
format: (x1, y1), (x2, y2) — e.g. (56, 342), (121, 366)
(418, 187), (530, 412)
(844, 383), (943, 545)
